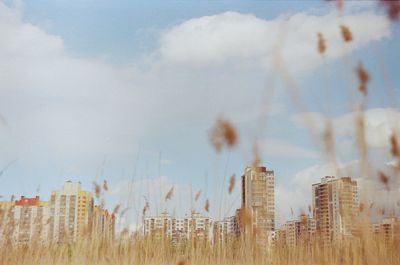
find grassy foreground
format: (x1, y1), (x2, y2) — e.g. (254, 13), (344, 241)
(0, 235), (399, 265)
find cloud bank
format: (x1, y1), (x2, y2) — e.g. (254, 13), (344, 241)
(159, 11), (390, 72)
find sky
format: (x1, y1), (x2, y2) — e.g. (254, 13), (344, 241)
(0, 0), (399, 230)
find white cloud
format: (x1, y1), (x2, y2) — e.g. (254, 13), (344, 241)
(292, 108), (400, 151)
(0, 2), (392, 163)
(159, 11), (390, 72)
(159, 12), (273, 65)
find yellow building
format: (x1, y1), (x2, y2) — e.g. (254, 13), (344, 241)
(48, 181), (94, 242)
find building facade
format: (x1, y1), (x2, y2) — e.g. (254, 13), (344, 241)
(0, 196), (49, 243)
(240, 166), (275, 245)
(312, 176), (358, 244)
(144, 212), (173, 241)
(371, 217), (400, 245)
(276, 214), (316, 248)
(48, 181), (94, 242)
(92, 205), (115, 241)
(144, 211), (213, 244)
(213, 215), (238, 246)
(1, 181), (114, 244)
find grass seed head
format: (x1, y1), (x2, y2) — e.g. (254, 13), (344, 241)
(378, 171), (390, 190)
(390, 133), (400, 157)
(195, 190), (201, 201)
(92, 181), (101, 199)
(379, 0), (400, 21)
(355, 62), (370, 96)
(204, 199), (210, 212)
(228, 174), (235, 194)
(165, 187), (174, 201)
(317, 32), (326, 55)
(103, 180), (108, 191)
(112, 204), (121, 215)
(340, 24), (353, 42)
(209, 118), (238, 152)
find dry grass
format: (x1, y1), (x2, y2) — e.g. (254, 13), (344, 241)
(0, 234), (399, 265)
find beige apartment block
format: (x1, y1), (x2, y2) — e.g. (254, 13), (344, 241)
(276, 214), (316, 248)
(371, 217), (400, 245)
(239, 166), (275, 245)
(144, 211), (213, 244)
(312, 176), (358, 244)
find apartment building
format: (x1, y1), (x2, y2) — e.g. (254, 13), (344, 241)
(48, 181), (94, 242)
(213, 215), (238, 246)
(277, 214), (316, 248)
(1, 181), (114, 244)
(0, 196), (49, 243)
(144, 212), (173, 240)
(92, 205), (116, 241)
(371, 217), (400, 245)
(144, 211), (213, 243)
(240, 166), (275, 245)
(312, 176), (358, 244)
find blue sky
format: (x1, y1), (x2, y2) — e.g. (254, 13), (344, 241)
(0, 0), (399, 229)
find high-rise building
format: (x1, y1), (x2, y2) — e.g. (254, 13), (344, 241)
(213, 215), (238, 246)
(92, 205), (115, 241)
(48, 181), (94, 242)
(0, 196), (49, 243)
(312, 176), (358, 244)
(240, 166), (275, 245)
